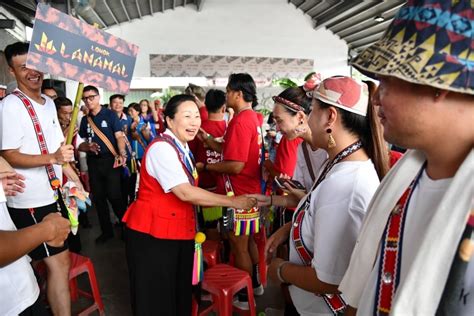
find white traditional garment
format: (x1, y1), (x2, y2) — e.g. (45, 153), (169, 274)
(339, 149), (474, 315)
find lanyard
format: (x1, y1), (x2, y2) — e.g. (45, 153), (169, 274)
(294, 140), (363, 218)
(171, 138), (197, 181)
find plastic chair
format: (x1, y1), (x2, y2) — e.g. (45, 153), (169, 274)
(202, 240), (221, 268)
(191, 296), (215, 316)
(202, 264), (256, 316)
(68, 252), (105, 316)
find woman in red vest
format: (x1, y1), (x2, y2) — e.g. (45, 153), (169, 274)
(123, 94), (256, 316)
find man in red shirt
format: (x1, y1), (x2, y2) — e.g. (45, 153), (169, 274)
(264, 135), (303, 179)
(190, 89), (227, 239)
(199, 74), (263, 309)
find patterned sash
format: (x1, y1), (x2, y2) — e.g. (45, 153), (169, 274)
(13, 90), (60, 190)
(290, 140), (363, 315)
(374, 163), (426, 315)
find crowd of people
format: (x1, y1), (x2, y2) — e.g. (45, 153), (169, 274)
(0, 0), (472, 315)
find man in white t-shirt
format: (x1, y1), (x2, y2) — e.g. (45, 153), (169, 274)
(0, 166), (70, 316)
(0, 42), (81, 316)
(338, 1), (474, 315)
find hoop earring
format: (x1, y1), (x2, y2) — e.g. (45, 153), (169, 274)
(326, 128), (336, 148)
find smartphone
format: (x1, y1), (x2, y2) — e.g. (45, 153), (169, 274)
(274, 177), (305, 190)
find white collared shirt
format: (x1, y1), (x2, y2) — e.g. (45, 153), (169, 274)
(145, 129), (194, 193)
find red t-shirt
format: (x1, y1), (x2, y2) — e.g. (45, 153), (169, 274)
(273, 136), (303, 177)
(389, 150), (403, 167)
(191, 120), (227, 190)
(217, 109), (262, 196)
(199, 106), (208, 121)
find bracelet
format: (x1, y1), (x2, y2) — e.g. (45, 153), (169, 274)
(277, 261), (290, 283)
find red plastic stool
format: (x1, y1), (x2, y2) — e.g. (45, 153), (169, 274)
(191, 296), (215, 316)
(202, 240), (221, 268)
(202, 264), (256, 316)
(68, 252), (105, 316)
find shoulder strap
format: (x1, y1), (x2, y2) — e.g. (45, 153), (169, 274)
(292, 206), (347, 315)
(87, 116), (118, 156)
(154, 134), (196, 186)
(302, 141), (316, 182)
(12, 91), (60, 189)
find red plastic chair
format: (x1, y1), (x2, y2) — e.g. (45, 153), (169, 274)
(202, 264), (256, 316)
(68, 252), (105, 316)
(202, 240), (221, 268)
(191, 296), (215, 316)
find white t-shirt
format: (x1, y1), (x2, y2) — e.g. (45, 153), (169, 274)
(146, 129), (194, 193)
(293, 142), (328, 191)
(0, 186), (39, 315)
(357, 171), (473, 315)
(289, 160), (380, 316)
(0, 92), (64, 208)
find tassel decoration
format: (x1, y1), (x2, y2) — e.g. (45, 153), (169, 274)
(192, 232), (206, 285)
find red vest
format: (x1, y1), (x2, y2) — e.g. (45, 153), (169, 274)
(123, 136), (197, 240)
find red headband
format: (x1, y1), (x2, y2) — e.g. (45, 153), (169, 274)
(272, 96), (305, 113)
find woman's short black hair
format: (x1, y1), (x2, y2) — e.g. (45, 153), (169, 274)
(163, 94), (198, 128)
(129, 102), (141, 113)
(227, 73), (258, 107)
(205, 89), (226, 113)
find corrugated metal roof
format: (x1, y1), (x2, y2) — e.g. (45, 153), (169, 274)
(1, 0), (405, 54)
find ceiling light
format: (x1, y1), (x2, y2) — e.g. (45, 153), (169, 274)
(374, 15), (385, 22)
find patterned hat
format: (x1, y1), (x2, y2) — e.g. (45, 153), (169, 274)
(313, 76), (369, 116)
(351, 0), (473, 95)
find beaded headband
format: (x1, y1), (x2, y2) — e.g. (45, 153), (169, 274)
(272, 96), (305, 113)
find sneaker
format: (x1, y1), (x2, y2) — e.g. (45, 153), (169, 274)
(232, 297), (256, 311)
(232, 291), (256, 311)
(95, 233), (113, 244)
(253, 284), (264, 296)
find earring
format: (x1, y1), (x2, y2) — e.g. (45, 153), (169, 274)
(326, 128), (336, 148)
(435, 89), (441, 98)
(299, 120), (303, 125)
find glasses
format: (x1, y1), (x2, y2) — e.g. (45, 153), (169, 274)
(82, 94), (98, 102)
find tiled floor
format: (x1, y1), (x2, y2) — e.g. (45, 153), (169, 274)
(71, 207), (284, 315)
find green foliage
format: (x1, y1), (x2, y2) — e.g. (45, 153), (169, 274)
(272, 77), (298, 88)
(158, 88), (180, 106)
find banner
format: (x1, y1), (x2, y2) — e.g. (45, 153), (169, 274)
(150, 54), (314, 79)
(27, 4), (139, 94)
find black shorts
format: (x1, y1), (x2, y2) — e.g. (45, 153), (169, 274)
(8, 200), (69, 260)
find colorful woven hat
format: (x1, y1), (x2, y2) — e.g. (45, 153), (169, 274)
(351, 0), (474, 95)
(313, 76), (369, 117)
